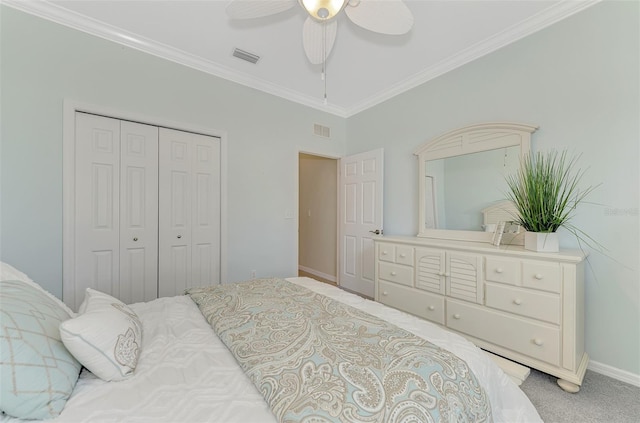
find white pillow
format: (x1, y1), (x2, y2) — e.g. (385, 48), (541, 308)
(59, 288), (142, 382)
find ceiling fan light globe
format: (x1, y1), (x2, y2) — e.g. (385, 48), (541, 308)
(317, 8), (329, 19)
(300, 0), (346, 21)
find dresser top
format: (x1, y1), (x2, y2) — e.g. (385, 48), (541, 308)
(374, 235), (587, 263)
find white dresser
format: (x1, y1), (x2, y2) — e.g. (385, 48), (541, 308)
(374, 236), (588, 392)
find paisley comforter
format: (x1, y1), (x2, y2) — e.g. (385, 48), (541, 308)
(187, 278), (492, 423)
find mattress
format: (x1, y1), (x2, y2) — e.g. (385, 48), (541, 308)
(1, 277), (541, 422)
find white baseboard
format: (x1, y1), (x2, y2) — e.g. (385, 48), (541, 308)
(298, 266), (337, 283)
(589, 360), (640, 387)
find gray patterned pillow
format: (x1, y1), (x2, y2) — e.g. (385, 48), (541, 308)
(59, 288), (142, 381)
(0, 280), (82, 419)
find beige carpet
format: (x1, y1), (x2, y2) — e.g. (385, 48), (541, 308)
(520, 368), (640, 422)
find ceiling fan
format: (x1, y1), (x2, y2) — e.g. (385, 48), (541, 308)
(226, 0), (414, 65)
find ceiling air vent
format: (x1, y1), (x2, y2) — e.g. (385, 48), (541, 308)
(313, 124), (331, 138)
(232, 48), (260, 64)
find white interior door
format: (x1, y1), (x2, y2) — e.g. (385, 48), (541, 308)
(74, 113), (159, 309)
(119, 121), (159, 304)
(158, 128), (221, 297)
(74, 113), (121, 310)
(191, 132), (221, 287)
(339, 148), (384, 298)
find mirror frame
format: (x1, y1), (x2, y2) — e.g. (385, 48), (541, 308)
(415, 122), (538, 242)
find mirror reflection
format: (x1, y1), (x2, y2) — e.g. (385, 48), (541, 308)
(424, 146), (520, 231)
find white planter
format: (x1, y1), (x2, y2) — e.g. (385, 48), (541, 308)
(524, 232), (559, 252)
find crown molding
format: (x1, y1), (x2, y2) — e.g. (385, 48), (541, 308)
(3, 0), (599, 119)
(343, 0), (601, 117)
(1, 0), (348, 117)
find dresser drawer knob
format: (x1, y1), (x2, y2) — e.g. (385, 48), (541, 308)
(533, 338), (544, 346)
(427, 305), (435, 311)
(495, 267), (504, 274)
(534, 273), (544, 280)
(453, 313), (461, 319)
(382, 250), (388, 255)
(390, 271), (397, 276)
(399, 253), (406, 258)
(513, 298), (523, 305)
(382, 291), (388, 296)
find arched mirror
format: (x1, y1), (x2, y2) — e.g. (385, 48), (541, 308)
(415, 122), (538, 243)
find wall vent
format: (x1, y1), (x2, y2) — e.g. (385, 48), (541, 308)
(313, 123), (331, 138)
(232, 48), (260, 64)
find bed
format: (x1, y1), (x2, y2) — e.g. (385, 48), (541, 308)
(1, 263), (541, 422)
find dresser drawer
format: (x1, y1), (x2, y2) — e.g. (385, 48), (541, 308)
(378, 243), (396, 263)
(446, 299), (560, 366)
(395, 245), (414, 266)
(485, 283), (560, 324)
(378, 243), (414, 265)
(485, 257), (520, 285)
(523, 261), (561, 293)
(378, 281), (445, 325)
(378, 262), (413, 287)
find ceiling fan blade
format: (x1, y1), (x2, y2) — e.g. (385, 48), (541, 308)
(226, 0), (296, 19)
(302, 17), (338, 65)
(345, 0), (413, 35)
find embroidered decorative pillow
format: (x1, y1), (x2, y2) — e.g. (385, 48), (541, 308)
(59, 288), (142, 382)
(0, 280), (82, 419)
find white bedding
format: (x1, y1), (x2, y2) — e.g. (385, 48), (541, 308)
(2, 277), (541, 422)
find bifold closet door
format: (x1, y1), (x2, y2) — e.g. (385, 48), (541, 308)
(158, 128), (221, 297)
(74, 113), (158, 310)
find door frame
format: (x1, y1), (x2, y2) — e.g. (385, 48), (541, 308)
(296, 149), (341, 286)
(62, 99), (228, 305)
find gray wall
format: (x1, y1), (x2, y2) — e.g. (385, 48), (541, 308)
(0, 6), (347, 296)
(346, 1), (639, 376)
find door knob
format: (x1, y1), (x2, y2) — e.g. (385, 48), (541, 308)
(133, 237), (138, 242)
(177, 235), (182, 239)
(369, 229), (383, 235)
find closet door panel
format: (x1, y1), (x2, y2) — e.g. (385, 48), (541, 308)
(191, 134), (221, 288)
(119, 121), (159, 303)
(158, 129), (221, 296)
(74, 113), (121, 310)
(159, 128), (193, 297)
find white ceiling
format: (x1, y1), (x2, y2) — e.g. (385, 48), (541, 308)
(6, 0), (598, 117)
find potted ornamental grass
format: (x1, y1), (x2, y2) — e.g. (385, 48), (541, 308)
(505, 150), (596, 252)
